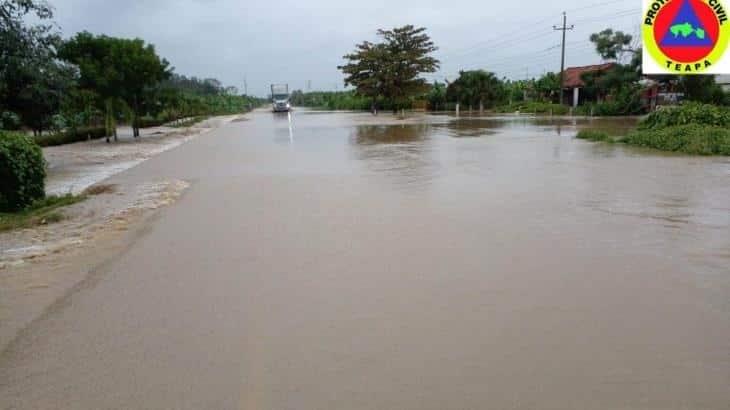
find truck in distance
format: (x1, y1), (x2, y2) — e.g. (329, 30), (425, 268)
(271, 84), (291, 112)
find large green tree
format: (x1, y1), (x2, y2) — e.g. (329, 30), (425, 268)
(339, 25), (439, 112)
(59, 32), (171, 140)
(0, 0), (72, 133)
(0, 0), (57, 101)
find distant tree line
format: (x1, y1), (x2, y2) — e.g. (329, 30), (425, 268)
(318, 24), (729, 115)
(0, 0), (264, 141)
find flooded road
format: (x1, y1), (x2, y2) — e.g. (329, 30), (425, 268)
(1, 109), (729, 409)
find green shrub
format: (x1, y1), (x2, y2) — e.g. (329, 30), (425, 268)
(0, 131), (47, 212)
(576, 129), (611, 141)
(34, 126), (107, 147)
(625, 124), (730, 155)
(639, 102), (730, 130)
(0, 111), (22, 130)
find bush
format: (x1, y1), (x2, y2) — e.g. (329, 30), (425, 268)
(576, 129), (611, 142)
(625, 124), (730, 155)
(639, 102), (730, 130)
(1, 111), (22, 130)
(34, 126), (107, 147)
(0, 132), (47, 212)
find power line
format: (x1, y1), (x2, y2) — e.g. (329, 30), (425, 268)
(430, 4), (638, 80)
(435, 0), (633, 61)
(426, 43), (598, 81)
(572, 8), (637, 24)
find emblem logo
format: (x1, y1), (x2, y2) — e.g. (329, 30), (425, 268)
(643, 0), (729, 74)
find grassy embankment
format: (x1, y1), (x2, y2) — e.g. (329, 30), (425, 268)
(576, 103), (730, 155)
(0, 194), (86, 233)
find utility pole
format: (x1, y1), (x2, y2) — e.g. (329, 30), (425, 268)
(553, 12), (574, 103)
(243, 76), (248, 96)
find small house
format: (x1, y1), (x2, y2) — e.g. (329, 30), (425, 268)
(561, 63), (616, 107)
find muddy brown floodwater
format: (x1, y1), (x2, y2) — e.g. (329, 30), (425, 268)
(1, 109), (729, 409)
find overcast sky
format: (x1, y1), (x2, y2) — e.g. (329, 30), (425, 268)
(48, 0), (640, 96)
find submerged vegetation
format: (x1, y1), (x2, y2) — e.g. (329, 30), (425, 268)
(625, 125), (730, 155)
(639, 102), (730, 130)
(578, 104), (730, 155)
(576, 130), (612, 142)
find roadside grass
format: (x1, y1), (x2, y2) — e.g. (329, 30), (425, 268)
(169, 116), (208, 128)
(576, 125), (730, 155)
(0, 194), (86, 233)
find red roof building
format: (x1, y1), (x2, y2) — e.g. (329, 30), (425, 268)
(561, 63), (616, 107)
(562, 63), (616, 88)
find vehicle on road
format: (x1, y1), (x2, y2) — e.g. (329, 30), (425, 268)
(271, 84), (291, 112)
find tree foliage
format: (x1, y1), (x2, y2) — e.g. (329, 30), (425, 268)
(339, 25), (439, 111)
(678, 76), (726, 104)
(0, 0), (58, 100)
(589, 29), (635, 62)
(446, 70), (504, 109)
(59, 32), (171, 138)
(0, 0), (72, 133)
(535, 72), (560, 102)
(426, 81), (447, 110)
(581, 28), (644, 115)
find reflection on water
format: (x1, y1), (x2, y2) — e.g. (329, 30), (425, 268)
(341, 115), (651, 192)
(353, 124), (433, 144)
(350, 124), (439, 189)
(433, 119), (500, 138)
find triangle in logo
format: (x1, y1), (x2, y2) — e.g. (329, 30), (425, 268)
(660, 0), (713, 46)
